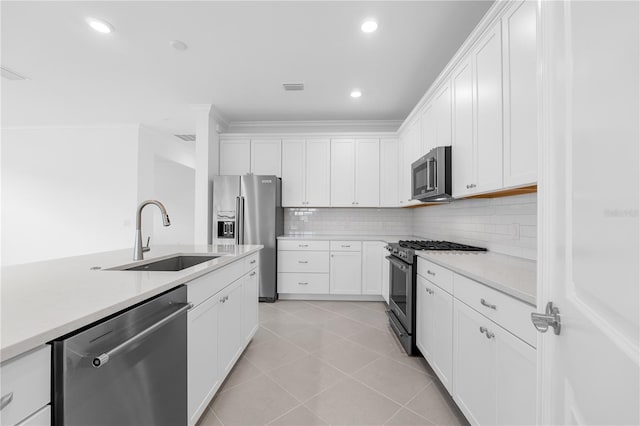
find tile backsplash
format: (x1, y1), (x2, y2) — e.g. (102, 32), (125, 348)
(284, 208), (413, 236)
(412, 193), (537, 260)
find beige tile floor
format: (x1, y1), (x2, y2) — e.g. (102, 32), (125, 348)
(197, 300), (469, 426)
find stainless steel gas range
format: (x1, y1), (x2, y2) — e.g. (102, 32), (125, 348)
(385, 240), (487, 355)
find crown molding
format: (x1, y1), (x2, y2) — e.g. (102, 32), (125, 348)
(224, 119), (402, 134)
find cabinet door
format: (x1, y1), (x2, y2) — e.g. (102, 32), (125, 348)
(380, 139), (399, 207)
(242, 270), (259, 343)
(355, 139), (380, 206)
(502, 0), (538, 187)
(220, 139), (250, 175)
(453, 299), (496, 426)
(398, 134), (408, 206)
(434, 82), (453, 147)
(281, 140), (305, 207)
(251, 139), (281, 176)
(362, 242), (383, 295)
(431, 284), (453, 394)
(420, 103), (437, 155)
(306, 139), (331, 206)
(452, 59), (476, 197)
(495, 324), (536, 425)
(330, 139), (356, 206)
(473, 24), (504, 193)
(381, 247), (390, 304)
(400, 119), (421, 206)
(415, 276), (431, 360)
(188, 295), (221, 425)
(218, 280), (243, 377)
(329, 251), (362, 295)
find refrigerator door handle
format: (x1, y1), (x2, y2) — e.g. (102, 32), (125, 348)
(237, 196), (245, 245)
(235, 196), (241, 245)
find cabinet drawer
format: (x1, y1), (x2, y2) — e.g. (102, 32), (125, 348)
(278, 273), (330, 294)
(278, 240), (330, 251)
(330, 241), (362, 252)
(0, 346), (51, 426)
(187, 260), (245, 307)
(16, 405), (50, 426)
(278, 251), (329, 273)
(454, 273), (536, 347)
(244, 253), (259, 271)
(417, 258), (454, 294)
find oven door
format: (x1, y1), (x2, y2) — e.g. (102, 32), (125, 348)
(386, 255), (414, 334)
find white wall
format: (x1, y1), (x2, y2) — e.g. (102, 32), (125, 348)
(1, 125), (139, 265)
(137, 125), (195, 246)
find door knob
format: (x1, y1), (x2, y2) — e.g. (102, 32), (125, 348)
(531, 302), (561, 335)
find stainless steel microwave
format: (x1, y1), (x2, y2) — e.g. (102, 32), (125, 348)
(411, 146), (452, 202)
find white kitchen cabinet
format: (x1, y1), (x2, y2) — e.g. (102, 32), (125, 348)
(242, 269), (259, 344)
(220, 139), (251, 175)
(15, 406), (50, 426)
(434, 81), (453, 148)
(380, 139), (399, 207)
(399, 118), (421, 206)
(218, 279), (243, 377)
(416, 275), (453, 394)
(251, 139), (281, 176)
(381, 246), (390, 304)
(329, 251), (362, 295)
(355, 139), (380, 207)
(452, 57), (475, 198)
(473, 23), (504, 194)
(453, 299), (496, 426)
(362, 241), (383, 295)
(502, 0), (538, 187)
(188, 293), (221, 425)
(420, 103), (437, 155)
(281, 139), (330, 207)
(330, 139), (356, 207)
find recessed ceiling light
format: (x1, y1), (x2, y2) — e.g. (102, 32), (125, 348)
(170, 40), (188, 51)
(361, 20), (378, 33)
(86, 17), (114, 34)
(350, 90), (362, 98)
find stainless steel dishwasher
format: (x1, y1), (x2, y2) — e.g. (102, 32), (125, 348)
(52, 286), (189, 426)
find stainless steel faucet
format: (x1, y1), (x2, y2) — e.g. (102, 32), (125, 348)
(133, 200), (171, 261)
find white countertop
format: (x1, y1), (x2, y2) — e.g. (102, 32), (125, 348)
(0, 244), (262, 363)
(416, 251), (536, 305)
(277, 234), (418, 243)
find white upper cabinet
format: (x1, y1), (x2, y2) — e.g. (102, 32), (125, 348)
(420, 103), (437, 155)
(305, 139), (331, 206)
(434, 81), (453, 148)
(281, 139), (305, 206)
(502, 0), (538, 187)
(220, 139), (250, 175)
(330, 139), (356, 207)
(399, 119), (421, 206)
(354, 139), (380, 207)
(281, 139), (330, 207)
(452, 58), (475, 198)
(250, 139), (281, 176)
(380, 138), (399, 207)
(473, 23), (504, 194)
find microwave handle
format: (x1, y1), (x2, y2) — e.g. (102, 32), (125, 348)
(426, 158), (436, 191)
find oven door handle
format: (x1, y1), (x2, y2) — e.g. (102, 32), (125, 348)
(388, 313), (406, 337)
(386, 256), (410, 271)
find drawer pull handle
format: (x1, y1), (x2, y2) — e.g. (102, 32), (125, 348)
(250, 260), (256, 264)
(341, 245), (351, 248)
(426, 270), (436, 276)
(425, 287), (434, 295)
(0, 392), (13, 410)
(298, 282), (309, 285)
(299, 244), (309, 248)
(479, 326), (495, 339)
(480, 298), (497, 310)
(250, 272), (256, 277)
(298, 260), (308, 264)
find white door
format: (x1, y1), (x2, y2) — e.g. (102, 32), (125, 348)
(452, 58), (475, 197)
(355, 139), (380, 207)
(281, 139), (305, 207)
(188, 295), (221, 425)
(420, 103), (436, 155)
(306, 139), (331, 206)
(434, 81), (452, 147)
(251, 139), (281, 176)
(415, 276), (432, 360)
(330, 139), (356, 207)
(538, 2), (639, 425)
(329, 251), (362, 295)
(473, 23), (504, 194)
(502, 0), (538, 187)
(431, 284), (453, 394)
(242, 270), (259, 343)
(218, 280), (243, 377)
(397, 134), (408, 206)
(362, 242), (383, 295)
(380, 139), (399, 207)
(220, 139), (250, 175)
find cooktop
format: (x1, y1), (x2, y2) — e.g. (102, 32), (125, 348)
(397, 240), (487, 252)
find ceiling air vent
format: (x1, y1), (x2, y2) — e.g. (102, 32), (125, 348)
(174, 134), (196, 142)
(1, 66), (28, 80)
(282, 82), (304, 91)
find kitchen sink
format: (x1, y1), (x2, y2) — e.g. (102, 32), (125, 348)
(120, 255), (221, 271)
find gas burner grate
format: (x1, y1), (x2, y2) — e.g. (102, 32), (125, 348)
(398, 240), (487, 251)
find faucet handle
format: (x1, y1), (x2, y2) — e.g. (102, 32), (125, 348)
(143, 236), (151, 253)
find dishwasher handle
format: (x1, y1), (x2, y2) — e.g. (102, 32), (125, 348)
(92, 302), (192, 368)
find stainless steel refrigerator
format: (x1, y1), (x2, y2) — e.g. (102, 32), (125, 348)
(212, 175), (283, 302)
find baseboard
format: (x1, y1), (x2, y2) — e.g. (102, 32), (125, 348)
(277, 294), (385, 302)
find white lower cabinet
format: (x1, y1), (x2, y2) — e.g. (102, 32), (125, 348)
(15, 406), (50, 426)
(362, 241), (383, 295)
(330, 250), (362, 295)
(242, 270), (259, 343)
(381, 246), (390, 304)
(218, 280), (243, 377)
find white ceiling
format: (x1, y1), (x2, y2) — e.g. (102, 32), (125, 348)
(1, 1), (493, 133)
